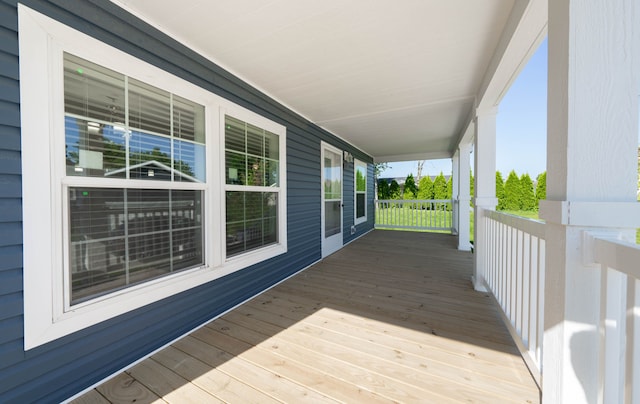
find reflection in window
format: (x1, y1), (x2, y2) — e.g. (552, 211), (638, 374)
(69, 187), (203, 304)
(225, 115), (281, 257)
(224, 116), (279, 187)
(63, 52), (207, 305)
(226, 192), (278, 257)
(63, 53), (205, 182)
(355, 160), (367, 223)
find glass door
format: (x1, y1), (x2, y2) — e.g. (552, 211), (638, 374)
(321, 142), (343, 257)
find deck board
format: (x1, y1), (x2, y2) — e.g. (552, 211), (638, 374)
(72, 230), (540, 403)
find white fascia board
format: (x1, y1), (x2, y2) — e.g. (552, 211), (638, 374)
(373, 151), (452, 164)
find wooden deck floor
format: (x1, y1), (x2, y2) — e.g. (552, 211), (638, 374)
(72, 230), (540, 404)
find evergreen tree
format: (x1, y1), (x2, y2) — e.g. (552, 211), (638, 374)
(377, 179), (390, 200)
(445, 175), (453, 211)
(520, 173), (536, 211)
(503, 170), (522, 210)
(417, 175), (434, 200)
(536, 172), (546, 208)
(496, 171), (505, 210)
(389, 180), (401, 199)
(470, 170), (474, 207)
(403, 173), (418, 199)
(433, 172), (448, 200)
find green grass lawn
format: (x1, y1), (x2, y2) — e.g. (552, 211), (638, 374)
(494, 210), (640, 244)
(377, 207), (640, 244)
(375, 205), (453, 231)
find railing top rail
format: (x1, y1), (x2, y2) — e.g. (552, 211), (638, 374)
(375, 199), (453, 203)
(590, 235), (640, 280)
(484, 209), (546, 239)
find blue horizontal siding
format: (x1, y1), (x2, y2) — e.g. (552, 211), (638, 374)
(0, 100), (19, 128)
(0, 316), (21, 345)
(0, 125), (20, 151)
(0, 3), (17, 31)
(0, 339), (23, 371)
(0, 199), (21, 223)
(0, 292), (21, 321)
(0, 0), (373, 402)
(0, 244), (21, 272)
(0, 151), (20, 175)
(0, 53), (18, 81)
(0, 76), (18, 104)
(0, 27), (18, 56)
(0, 222), (21, 246)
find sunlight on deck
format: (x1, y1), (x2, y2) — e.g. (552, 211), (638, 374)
(73, 231), (539, 404)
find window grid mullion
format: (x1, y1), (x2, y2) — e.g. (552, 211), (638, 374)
(124, 76), (130, 181)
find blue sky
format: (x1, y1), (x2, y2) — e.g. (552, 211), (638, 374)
(383, 39), (548, 180)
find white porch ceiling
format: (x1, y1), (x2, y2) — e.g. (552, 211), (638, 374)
(112, 0), (546, 162)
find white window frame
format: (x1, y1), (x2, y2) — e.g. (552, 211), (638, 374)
(19, 5), (287, 350)
(220, 106), (287, 269)
(354, 159), (367, 225)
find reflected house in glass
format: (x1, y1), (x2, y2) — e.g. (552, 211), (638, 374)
(105, 160), (199, 182)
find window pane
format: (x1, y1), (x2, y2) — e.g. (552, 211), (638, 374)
(226, 191), (278, 257)
(264, 131), (279, 161)
(64, 53), (125, 123)
(173, 95), (205, 144)
(263, 193), (278, 244)
(129, 78), (171, 136)
(246, 123), (264, 157)
(264, 159), (279, 187)
(356, 193), (366, 218)
(226, 151), (246, 185)
(247, 156), (264, 186)
(225, 116), (245, 153)
(128, 131), (173, 181)
(324, 151), (341, 200)
(69, 188), (126, 303)
(66, 117), (127, 177)
(356, 163), (367, 192)
(70, 187), (204, 305)
(173, 139), (205, 182)
(325, 201), (341, 237)
(171, 190), (204, 270)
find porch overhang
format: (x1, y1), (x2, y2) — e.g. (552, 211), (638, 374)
(111, 0), (547, 162)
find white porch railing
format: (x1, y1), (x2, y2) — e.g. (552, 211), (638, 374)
(481, 209), (546, 385)
(584, 233), (640, 404)
(375, 199), (453, 232)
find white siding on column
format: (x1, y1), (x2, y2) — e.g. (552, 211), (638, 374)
(473, 108), (498, 290)
(541, 1), (640, 403)
(458, 144), (472, 251)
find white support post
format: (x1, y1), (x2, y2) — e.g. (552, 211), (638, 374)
(458, 143), (472, 251)
(452, 150), (460, 235)
(541, 1), (640, 403)
(473, 108), (498, 291)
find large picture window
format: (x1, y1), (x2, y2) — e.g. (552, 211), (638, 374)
(354, 159), (367, 224)
(63, 54), (205, 305)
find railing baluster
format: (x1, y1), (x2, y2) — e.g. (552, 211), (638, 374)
(373, 199), (454, 232)
(626, 278), (639, 404)
(481, 210), (545, 382)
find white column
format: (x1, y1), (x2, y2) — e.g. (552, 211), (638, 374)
(451, 150), (459, 235)
(540, 1), (640, 402)
(473, 108), (498, 291)
(457, 143), (472, 251)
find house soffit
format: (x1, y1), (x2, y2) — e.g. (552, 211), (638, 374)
(110, 0), (537, 162)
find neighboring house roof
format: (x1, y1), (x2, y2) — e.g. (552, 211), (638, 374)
(104, 160), (199, 182)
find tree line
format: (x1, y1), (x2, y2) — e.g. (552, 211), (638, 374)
(378, 170), (547, 212)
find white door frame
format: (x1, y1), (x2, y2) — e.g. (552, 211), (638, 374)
(321, 142), (343, 257)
